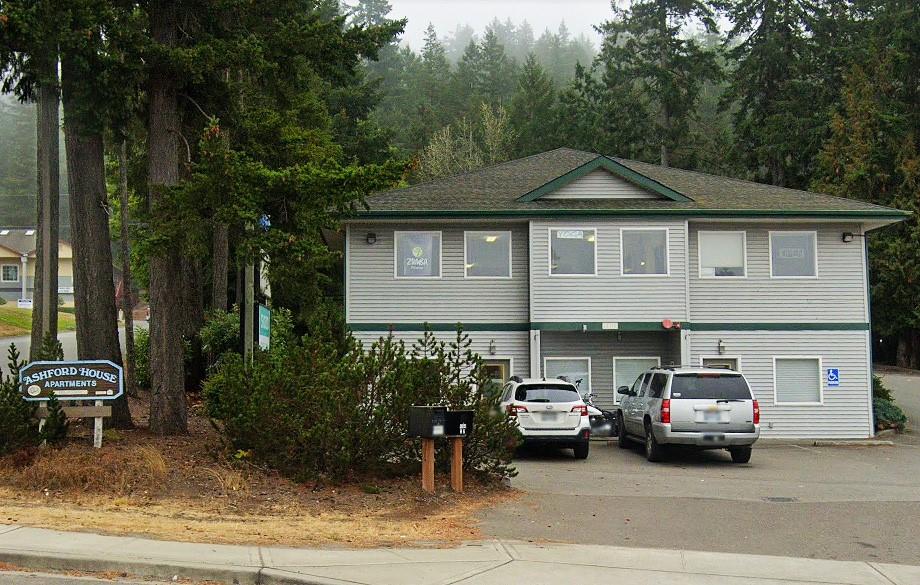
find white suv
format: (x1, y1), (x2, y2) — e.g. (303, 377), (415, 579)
(499, 377), (592, 459)
(616, 366), (760, 463)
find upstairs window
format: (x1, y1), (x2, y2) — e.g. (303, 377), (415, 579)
(550, 228), (596, 276)
(394, 231), (441, 278)
(465, 231), (511, 278)
(622, 228), (669, 275)
(1, 265), (19, 283)
(699, 231), (746, 278)
(770, 231), (817, 277)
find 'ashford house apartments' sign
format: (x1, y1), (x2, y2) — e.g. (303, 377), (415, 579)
(19, 360), (124, 402)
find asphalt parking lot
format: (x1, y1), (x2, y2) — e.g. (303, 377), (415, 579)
(479, 434), (920, 564)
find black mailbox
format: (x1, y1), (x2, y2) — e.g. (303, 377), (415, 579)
(445, 410), (475, 438)
(408, 406), (447, 438)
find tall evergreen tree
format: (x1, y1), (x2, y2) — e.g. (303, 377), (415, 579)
(598, 0), (721, 167)
(510, 54), (557, 156)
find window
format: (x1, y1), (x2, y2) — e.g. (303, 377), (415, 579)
(465, 231), (511, 278)
(514, 384), (583, 403)
(394, 231), (441, 278)
(1, 265), (19, 283)
(701, 357), (741, 371)
(613, 357), (660, 403)
(622, 228), (668, 275)
(549, 228), (596, 276)
(699, 231), (746, 278)
(646, 373), (668, 398)
(770, 231), (817, 277)
(671, 373), (752, 400)
(774, 357), (822, 404)
(544, 357), (591, 397)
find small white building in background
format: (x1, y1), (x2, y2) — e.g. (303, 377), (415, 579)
(0, 228), (75, 305)
(343, 148), (908, 439)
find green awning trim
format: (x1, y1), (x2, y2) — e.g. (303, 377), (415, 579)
(353, 209), (910, 220)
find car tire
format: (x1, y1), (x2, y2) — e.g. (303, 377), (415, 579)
(617, 413), (630, 448)
(573, 441), (590, 460)
(644, 423), (664, 462)
(729, 447), (752, 464)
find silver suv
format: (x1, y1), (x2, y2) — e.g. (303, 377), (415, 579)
(615, 366), (760, 463)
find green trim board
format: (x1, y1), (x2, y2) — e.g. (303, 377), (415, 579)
(517, 156), (693, 203)
(347, 322), (870, 332)
(354, 209), (910, 220)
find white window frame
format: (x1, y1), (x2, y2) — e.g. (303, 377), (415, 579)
(543, 356), (592, 392)
(698, 355), (743, 372)
(773, 355), (824, 406)
(393, 230), (443, 280)
(612, 356), (661, 404)
(620, 227), (670, 277)
(769, 230), (819, 279)
(1, 264), (20, 283)
(464, 230), (512, 279)
(548, 227), (598, 277)
(697, 230), (747, 279)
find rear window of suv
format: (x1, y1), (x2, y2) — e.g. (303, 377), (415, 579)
(669, 374), (752, 400)
(515, 384), (581, 403)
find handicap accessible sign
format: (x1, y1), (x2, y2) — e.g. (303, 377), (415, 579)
(826, 368), (840, 387)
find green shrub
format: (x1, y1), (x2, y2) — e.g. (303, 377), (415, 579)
(36, 333), (64, 361)
(200, 305), (296, 367)
(872, 375), (907, 431)
(134, 328), (151, 390)
(204, 326), (519, 482)
(40, 393), (69, 445)
(0, 344), (40, 456)
(872, 375), (893, 401)
(0, 297), (6, 306)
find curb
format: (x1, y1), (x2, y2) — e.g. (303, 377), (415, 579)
(260, 568), (346, 585)
(0, 549), (264, 585)
(812, 439), (894, 447)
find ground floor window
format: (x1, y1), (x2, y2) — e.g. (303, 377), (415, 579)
(613, 357), (660, 403)
(544, 357), (591, 397)
(1, 264), (19, 282)
(482, 359), (511, 386)
(701, 356), (741, 371)
(774, 357), (822, 404)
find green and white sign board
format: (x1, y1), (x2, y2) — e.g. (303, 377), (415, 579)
(258, 304), (271, 350)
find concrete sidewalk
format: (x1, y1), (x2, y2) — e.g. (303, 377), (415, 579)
(0, 525), (917, 585)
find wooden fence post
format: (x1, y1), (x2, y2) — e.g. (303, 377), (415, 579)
(421, 437), (435, 493)
(450, 437), (463, 493)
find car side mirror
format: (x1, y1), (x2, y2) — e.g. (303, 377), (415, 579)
(617, 386), (631, 396)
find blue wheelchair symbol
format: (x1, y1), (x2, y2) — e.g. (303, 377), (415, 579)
(826, 368), (840, 387)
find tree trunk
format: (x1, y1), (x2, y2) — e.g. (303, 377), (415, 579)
(62, 60), (132, 428)
(118, 141), (138, 398)
(30, 64), (60, 360)
(148, 1), (188, 434)
(211, 223), (229, 312)
(896, 330), (920, 370)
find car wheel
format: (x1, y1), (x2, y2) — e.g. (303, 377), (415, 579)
(617, 413), (630, 448)
(644, 423), (664, 462)
(573, 441), (589, 460)
(729, 446), (752, 464)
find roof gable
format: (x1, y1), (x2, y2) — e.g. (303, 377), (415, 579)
(518, 156), (693, 203)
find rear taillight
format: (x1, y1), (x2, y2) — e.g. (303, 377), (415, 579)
(507, 404), (528, 417)
(571, 404), (588, 416)
(660, 399), (671, 424)
(753, 400), (760, 425)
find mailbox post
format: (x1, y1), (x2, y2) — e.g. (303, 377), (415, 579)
(408, 406), (474, 494)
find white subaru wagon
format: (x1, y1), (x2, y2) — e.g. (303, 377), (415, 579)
(499, 377), (592, 459)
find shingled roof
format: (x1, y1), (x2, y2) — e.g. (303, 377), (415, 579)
(359, 148), (907, 221)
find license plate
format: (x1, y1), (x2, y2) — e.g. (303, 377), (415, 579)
(703, 434), (725, 442)
(704, 411), (721, 422)
(540, 412), (561, 422)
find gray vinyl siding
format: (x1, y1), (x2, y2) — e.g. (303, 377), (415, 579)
(351, 330), (531, 378)
(689, 330), (872, 438)
(530, 220), (688, 322)
(347, 222), (529, 324)
(541, 331), (681, 410)
(688, 223), (867, 322)
(541, 169), (659, 200)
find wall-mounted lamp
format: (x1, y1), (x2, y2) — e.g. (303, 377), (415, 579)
(366, 232), (377, 245)
(717, 339), (727, 355)
(841, 232), (865, 243)
(488, 339), (497, 355)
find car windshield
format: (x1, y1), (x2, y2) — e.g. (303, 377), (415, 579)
(515, 384), (581, 403)
(670, 374), (752, 400)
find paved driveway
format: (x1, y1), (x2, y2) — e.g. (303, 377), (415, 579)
(479, 438), (920, 564)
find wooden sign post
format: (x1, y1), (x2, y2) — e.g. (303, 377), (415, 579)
(421, 438), (435, 493)
(19, 360), (124, 449)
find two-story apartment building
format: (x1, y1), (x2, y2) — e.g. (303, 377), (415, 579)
(344, 148), (908, 438)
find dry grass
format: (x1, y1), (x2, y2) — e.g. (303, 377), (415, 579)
(0, 393), (515, 547)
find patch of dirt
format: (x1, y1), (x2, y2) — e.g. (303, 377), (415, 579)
(0, 393), (516, 547)
(0, 324), (26, 338)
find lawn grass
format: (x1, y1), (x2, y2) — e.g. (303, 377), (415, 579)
(0, 306), (77, 338)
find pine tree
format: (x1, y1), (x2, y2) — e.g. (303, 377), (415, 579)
(597, 0), (721, 167)
(510, 54), (558, 156)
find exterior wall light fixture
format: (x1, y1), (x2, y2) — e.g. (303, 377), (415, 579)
(366, 232), (377, 245)
(717, 339), (727, 355)
(841, 232), (865, 243)
(488, 339), (497, 355)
